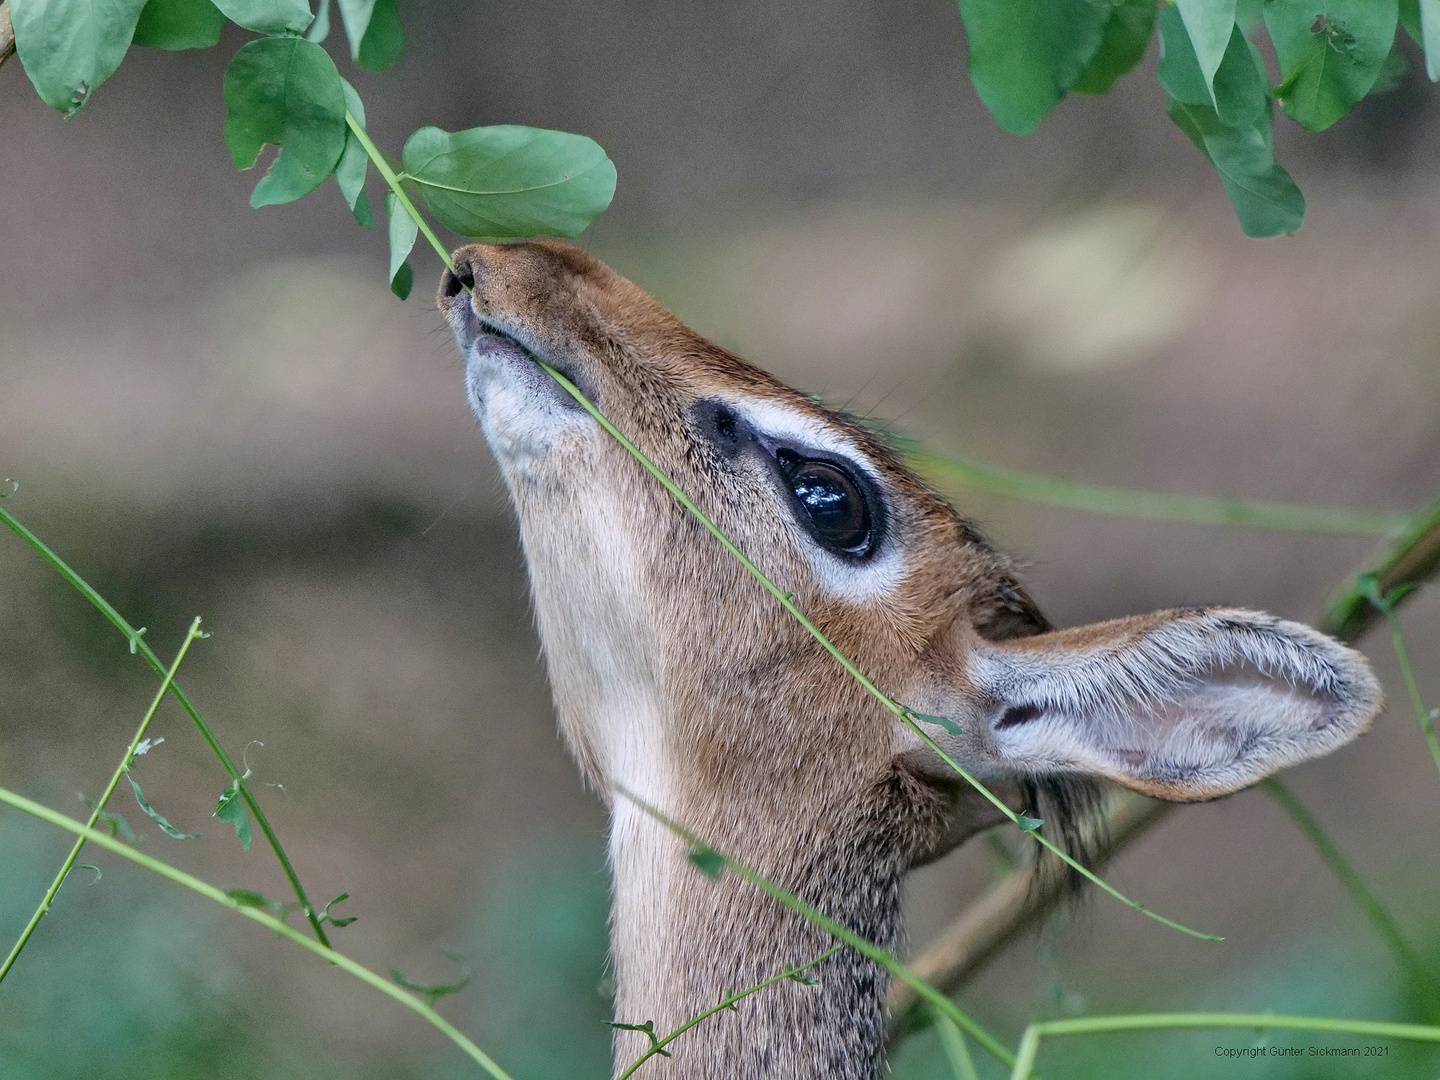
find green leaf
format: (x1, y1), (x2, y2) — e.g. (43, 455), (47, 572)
(10, 0), (149, 113)
(357, 0), (401, 71)
(223, 37), (348, 209)
(688, 847), (726, 879)
(1158, 4), (1214, 105)
(383, 191), (418, 299)
(131, 0), (222, 49)
(1167, 98), (1306, 236)
(81, 796), (139, 842)
(319, 891), (357, 927)
(401, 125), (617, 238)
(126, 775), (200, 840)
(225, 887), (278, 910)
(1369, 46), (1411, 95)
(1175, 0), (1237, 104)
(1420, 0), (1440, 80)
(304, 0), (329, 41)
(335, 78), (376, 229)
(1265, 0), (1400, 131)
(211, 0), (311, 35)
(335, 0), (401, 70)
(391, 949), (471, 1005)
(907, 709), (963, 736)
(1071, 0), (1158, 95)
(956, 0), (1109, 134)
(1016, 814), (1045, 832)
(215, 778), (252, 850)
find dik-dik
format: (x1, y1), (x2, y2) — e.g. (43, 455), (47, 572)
(438, 240), (1381, 1079)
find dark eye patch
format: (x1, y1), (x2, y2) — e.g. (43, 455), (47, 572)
(776, 449), (872, 554)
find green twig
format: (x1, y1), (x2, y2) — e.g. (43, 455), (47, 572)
(539, 360), (1217, 943)
(0, 617), (204, 984)
(0, 784), (514, 1080)
(1009, 1012), (1440, 1080)
(910, 451), (1408, 537)
(1262, 777), (1440, 1022)
(1322, 498), (1440, 641)
(935, 1006), (982, 1080)
(0, 501), (331, 948)
(344, 112), (454, 274)
(1380, 606), (1440, 783)
(615, 945), (842, 1079)
(614, 785), (1025, 1073)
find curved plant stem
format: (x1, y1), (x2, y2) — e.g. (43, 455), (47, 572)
(614, 785), (1027, 1073)
(539, 360), (1217, 943)
(1262, 777), (1440, 1022)
(0, 784), (514, 1080)
(0, 501), (331, 947)
(615, 945), (842, 1079)
(0, 617), (204, 984)
(1378, 605), (1440, 782)
(1008, 1012), (1440, 1080)
(345, 112), (454, 274)
(935, 1007), (982, 1080)
(910, 451), (1408, 537)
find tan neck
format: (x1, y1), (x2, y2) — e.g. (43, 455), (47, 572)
(606, 775), (914, 1080)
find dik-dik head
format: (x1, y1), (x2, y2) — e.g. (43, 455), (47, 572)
(438, 238), (1381, 867)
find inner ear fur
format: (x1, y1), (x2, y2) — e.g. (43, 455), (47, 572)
(931, 607), (1382, 802)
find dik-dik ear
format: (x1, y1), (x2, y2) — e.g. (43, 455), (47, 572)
(915, 608), (1382, 801)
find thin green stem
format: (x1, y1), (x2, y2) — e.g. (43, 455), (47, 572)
(909, 451), (1408, 537)
(614, 785), (1026, 1074)
(1008, 1012), (1440, 1080)
(0, 784), (514, 1080)
(934, 1006), (982, 1080)
(1262, 777), (1440, 1022)
(539, 360), (1217, 943)
(615, 945), (842, 1079)
(0, 502), (331, 947)
(0, 617), (203, 984)
(345, 112), (454, 274)
(1381, 608), (1440, 782)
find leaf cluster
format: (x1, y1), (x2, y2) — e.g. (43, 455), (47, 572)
(958, 0), (1432, 236)
(10, 0), (616, 298)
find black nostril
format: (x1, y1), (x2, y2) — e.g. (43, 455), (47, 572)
(441, 259), (476, 299)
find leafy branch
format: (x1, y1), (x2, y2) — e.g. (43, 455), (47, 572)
(0, 498), (333, 946)
(0, 783), (517, 1080)
(0, 616), (205, 983)
(613, 945), (842, 1080)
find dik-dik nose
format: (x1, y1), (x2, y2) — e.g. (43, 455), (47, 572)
(438, 254), (478, 301)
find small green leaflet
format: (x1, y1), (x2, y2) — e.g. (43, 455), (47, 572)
(10, 0), (149, 113)
(906, 710), (962, 736)
(383, 191), (418, 299)
(131, 0), (223, 50)
(608, 1019), (670, 1055)
(688, 847), (726, 879)
(319, 891), (357, 928)
(338, 0), (403, 72)
(400, 125), (618, 239)
(223, 37), (348, 209)
(306, 0), (331, 41)
(82, 795), (140, 842)
(1265, 0), (1400, 131)
(211, 0), (311, 35)
(956, 0), (1109, 135)
(1016, 814), (1045, 832)
(225, 887), (279, 911)
(391, 948), (471, 1006)
(1174, 0), (1237, 106)
(215, 775), (253, 851)
(1071, 0), (1158, 96)
(127, 774), (200, 840)
(336, 79), (376, 229)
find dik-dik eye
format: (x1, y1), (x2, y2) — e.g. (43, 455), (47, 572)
(775, 449), (873, 555)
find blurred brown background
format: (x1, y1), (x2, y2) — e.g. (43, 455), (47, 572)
(2, 3), (1439, 1077)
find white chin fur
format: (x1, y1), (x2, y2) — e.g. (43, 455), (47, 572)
(464, 347), (586, 467)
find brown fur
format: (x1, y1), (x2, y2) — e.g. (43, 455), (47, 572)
(438, 240), (1380, 1079)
